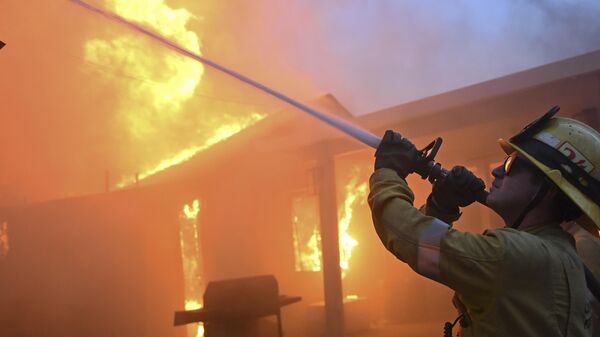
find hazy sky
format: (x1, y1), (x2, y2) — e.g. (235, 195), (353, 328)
(203, 0), (600, 115)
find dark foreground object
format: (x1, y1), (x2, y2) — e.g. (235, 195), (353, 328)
(174, 274), (301, 337)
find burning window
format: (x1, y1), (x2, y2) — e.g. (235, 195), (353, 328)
(291, 195), (322, 272)
(290, 167), (366, 277)
(337, 168), (366, 276)
(179, 199), (204, 337)
(0, 221), (9, 259)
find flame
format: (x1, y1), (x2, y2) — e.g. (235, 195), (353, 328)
(337, 169), (366, 277)
(183, 199), (201, 220)
(291, 168), (366, 277)
(84, 0), (267, 188)
(345, 294), (359, 301)
(292, 196), (322, 272)
(116, 112), (265, 187)
(184, 299), (204, 337)
(179, 199), (204, 337)
(305, 228), (323, 272)
(85, 0), (203, 139)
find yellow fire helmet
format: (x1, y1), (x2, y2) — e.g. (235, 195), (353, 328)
(498, 106), (600, 235)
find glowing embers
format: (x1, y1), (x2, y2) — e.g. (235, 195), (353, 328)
(291, 169), (365, 276)
(345, 294), (359, 301)
(292, 195), (322, 272)
(0, 222), (9, 259)
(179, 199), (204, 337)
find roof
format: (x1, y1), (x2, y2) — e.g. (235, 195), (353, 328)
(357, 49), (600, 131)
(139, 49), (600, 187)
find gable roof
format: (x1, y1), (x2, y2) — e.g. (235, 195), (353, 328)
(138, 49), (600, 187)
(357, 49), (600, 131)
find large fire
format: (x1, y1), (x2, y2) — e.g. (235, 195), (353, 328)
(116, 113), (265, 187)
(83, 0), (266, 188)
(179, 199), (204, 337)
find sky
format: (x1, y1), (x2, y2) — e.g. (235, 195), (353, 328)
(0, 0), (599, 202)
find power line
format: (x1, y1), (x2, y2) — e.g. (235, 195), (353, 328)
(41, 41), (279, 109)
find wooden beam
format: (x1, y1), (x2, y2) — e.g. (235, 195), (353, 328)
(317, 152), (344, 337)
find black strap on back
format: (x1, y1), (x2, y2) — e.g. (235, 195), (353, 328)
(515, 139), (600, 206)
(512, 178), (551, 229)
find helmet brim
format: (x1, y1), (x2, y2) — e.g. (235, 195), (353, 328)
(497, 139), (600, 235)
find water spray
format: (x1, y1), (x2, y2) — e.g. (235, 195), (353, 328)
(68, 0), (488, 204)
(68, 0), (380, 146)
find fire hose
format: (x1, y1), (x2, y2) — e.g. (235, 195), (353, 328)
(68, 0), (488, 205)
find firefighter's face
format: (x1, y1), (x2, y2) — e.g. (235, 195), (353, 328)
(487, 153), (542, 225)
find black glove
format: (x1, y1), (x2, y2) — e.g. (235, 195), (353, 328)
(430, 165), (486, 213)
(374, 130), (420, 179)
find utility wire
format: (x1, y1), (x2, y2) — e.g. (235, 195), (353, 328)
(68, 0), (382, 149)
(37, 37), (278, 109)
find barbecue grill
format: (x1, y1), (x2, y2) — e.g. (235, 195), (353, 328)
(174, 275), (301, 337)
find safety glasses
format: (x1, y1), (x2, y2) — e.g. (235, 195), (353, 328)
(503, 152), (519, 175)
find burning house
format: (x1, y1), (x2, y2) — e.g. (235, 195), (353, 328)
(3, 0), (600, 336)
(1, 48), (599, 337)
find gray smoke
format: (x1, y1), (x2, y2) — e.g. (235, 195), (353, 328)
(196, 0), (600, 114)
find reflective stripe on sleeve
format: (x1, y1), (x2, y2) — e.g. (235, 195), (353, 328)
(417, 218), (450, 281)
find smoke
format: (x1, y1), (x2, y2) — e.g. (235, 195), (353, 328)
(0, 0), (599, 202)
(0, 0), (277, 202)
(193, 0), (600, 114)
(0, 1), (109, 203)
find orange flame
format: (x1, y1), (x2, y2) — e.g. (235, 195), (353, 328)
(179, 199), (204, 337)
(116, 113), (265, 187)
(337, 169), (366, 277)
(292, 196), (322, 272)
(85, 0), (203, 139)
(291, 168), (365, 277)
(83, 0), (267, 188)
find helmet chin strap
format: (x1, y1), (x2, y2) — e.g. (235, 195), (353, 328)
(511, 179), (551, 229)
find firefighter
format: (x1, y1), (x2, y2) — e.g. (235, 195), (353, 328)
(563, 221), (600, 337)
(368, 107), (600, 336)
